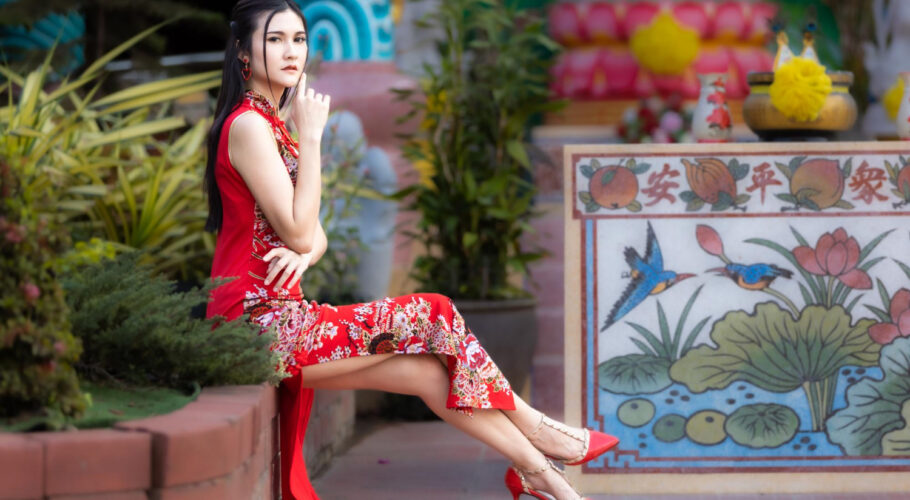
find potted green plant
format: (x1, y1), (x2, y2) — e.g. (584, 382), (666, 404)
(395, 0), (563, 396)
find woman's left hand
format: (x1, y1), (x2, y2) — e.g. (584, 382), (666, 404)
(263, 247), (312, 292)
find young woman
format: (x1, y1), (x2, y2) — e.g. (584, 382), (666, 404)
(204, 1), (618, 498)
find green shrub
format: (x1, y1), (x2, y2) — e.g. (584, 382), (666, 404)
(0, 158), (90, 429)
(62, 252), (283, 390)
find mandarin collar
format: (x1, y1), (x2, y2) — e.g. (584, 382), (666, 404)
(244, 89), (279, 118)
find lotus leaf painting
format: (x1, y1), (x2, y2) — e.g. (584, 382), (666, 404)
(563, 142), (910, 495)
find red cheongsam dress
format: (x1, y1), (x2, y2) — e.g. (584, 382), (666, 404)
(205, 90), (515, 500)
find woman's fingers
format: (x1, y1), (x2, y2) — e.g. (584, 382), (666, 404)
(273, 265), (296, 291)
(290, 264), (306, 288)
(264, 253), (291, 285)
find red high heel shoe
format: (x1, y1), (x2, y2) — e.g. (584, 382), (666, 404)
(504, 460), (587, 500)
(525, 413), (619, 466)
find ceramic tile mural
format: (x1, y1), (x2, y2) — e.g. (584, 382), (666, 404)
(296, 0), (394, 61)
(564, 142), (910, 494)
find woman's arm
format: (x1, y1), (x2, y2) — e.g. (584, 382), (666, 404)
(229, 84), (329, 254)
(308, 221), (328, 265)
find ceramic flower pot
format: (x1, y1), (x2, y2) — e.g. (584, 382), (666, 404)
(895, 72), (910, 140)
(692, 73), (732, 142)
(743, 71), (857, 140)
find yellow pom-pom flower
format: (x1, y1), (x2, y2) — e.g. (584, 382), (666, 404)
(883, 75), (905, 121)
(630, 11), (699, 76)
(769, 56), (832, 122)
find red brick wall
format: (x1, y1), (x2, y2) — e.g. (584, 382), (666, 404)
(0, 384), (280, 500)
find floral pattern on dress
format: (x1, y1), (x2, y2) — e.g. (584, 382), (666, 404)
(312, 294), (513, 412)
(235, 89), (514, 413)
(245, 90), (299, 252)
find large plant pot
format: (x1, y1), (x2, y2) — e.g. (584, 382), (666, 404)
(456, 297), (539, 400)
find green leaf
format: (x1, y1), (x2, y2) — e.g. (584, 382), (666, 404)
(858, 229), (893, 263)
(894, 259), (910, 281)
(578, 191), (593, 204)
(657, 302), (672, 360)
(78, 117), (186, 150)
(775, 193), (798, 204)
(626, 200), (642, 212)
(834, 199), (854, 210)
(630, 162), (651, 175)
(625, 158), (636, 170)
(686, 198), (705, 212)
(462, 232), (478, 249)
(711, 191), (733, 212)
(671, 303), (879, 394)
(788, 156), (807, 175)
(734, 194), (751, 206)
(631, 338), (660, 357)
(802, 197), (821, 211)
(728, 158), (749, 181)
(584, 202), (600, 213)
(826, 337), (910, 455)
(580, 164), (595, 178)
(598, 354), (673, 395)
(680, 317), (710, 357)
(884, 160), (898, 183)
(600, 168), (616, 186)
(725, 403), (800, 449)
(679, 190), (696, 202)
(506, 140), (530, 168)
(626, 322), (670, 359)
(882, 399), (910, 455)
(672, 285), (704, 358)
(775, 162), (792, 180)
(865, 305), (891, 323)
(591, 158), (602, 169)
(842, 157), (853, 178)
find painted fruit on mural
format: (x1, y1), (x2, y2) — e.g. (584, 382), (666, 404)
(578, 159), (650, 212)
(775, 157), (853, 210)
(680, 157), (750, 211)
(885, 156), (910, 206)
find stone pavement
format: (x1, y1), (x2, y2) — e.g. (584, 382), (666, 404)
(311, 420), (905, 500)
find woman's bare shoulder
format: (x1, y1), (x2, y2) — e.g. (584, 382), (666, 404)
(229, 111), (274, 145)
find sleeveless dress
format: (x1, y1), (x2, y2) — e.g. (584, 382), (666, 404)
(205, 90), (515, 499)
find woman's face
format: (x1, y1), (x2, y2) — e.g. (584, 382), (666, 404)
(245, 9), (307, 93)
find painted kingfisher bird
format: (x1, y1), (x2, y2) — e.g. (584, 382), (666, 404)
(707, 263), (793, 290)
(602, 222), (695, 331)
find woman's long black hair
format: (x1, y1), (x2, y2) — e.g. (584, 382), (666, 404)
(204, 0), (308, 232)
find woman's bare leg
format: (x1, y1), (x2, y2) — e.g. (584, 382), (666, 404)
(299, 354), (581, 500)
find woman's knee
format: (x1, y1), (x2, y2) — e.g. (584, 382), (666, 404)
(405, 354), (449, 399)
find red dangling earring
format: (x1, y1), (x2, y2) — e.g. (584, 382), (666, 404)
(241, 58), (251, 81)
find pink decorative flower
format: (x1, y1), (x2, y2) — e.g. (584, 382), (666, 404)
(659, 110), (683, 133)
(792, 228), (872, 289)
(21, 282), (40, 302)
(696, 224), (725, 257)
(5, 224), (24, 244)
(54, 341), (67, 355)
(868, 289), (910, 345)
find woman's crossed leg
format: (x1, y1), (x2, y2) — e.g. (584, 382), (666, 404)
(298, 353), (584, 500)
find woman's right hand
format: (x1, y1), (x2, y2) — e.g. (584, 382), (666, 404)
(292, 73), (331, 143)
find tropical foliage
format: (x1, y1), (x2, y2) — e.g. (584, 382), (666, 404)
(395, 0), (562, 299)
(62, 251), (281, 390)
(0, 23), (221, 280)
(0, 156), (90, 429)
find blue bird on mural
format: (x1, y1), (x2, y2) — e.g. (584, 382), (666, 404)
(602, 222), (695, 331)
(707, 263), (792, 290)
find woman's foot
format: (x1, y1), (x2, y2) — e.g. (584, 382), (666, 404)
(506, 459), (583, 500)
(524, 413), (619, 465)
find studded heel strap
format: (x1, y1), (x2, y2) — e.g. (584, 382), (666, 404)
(523, 412), (590, 465)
